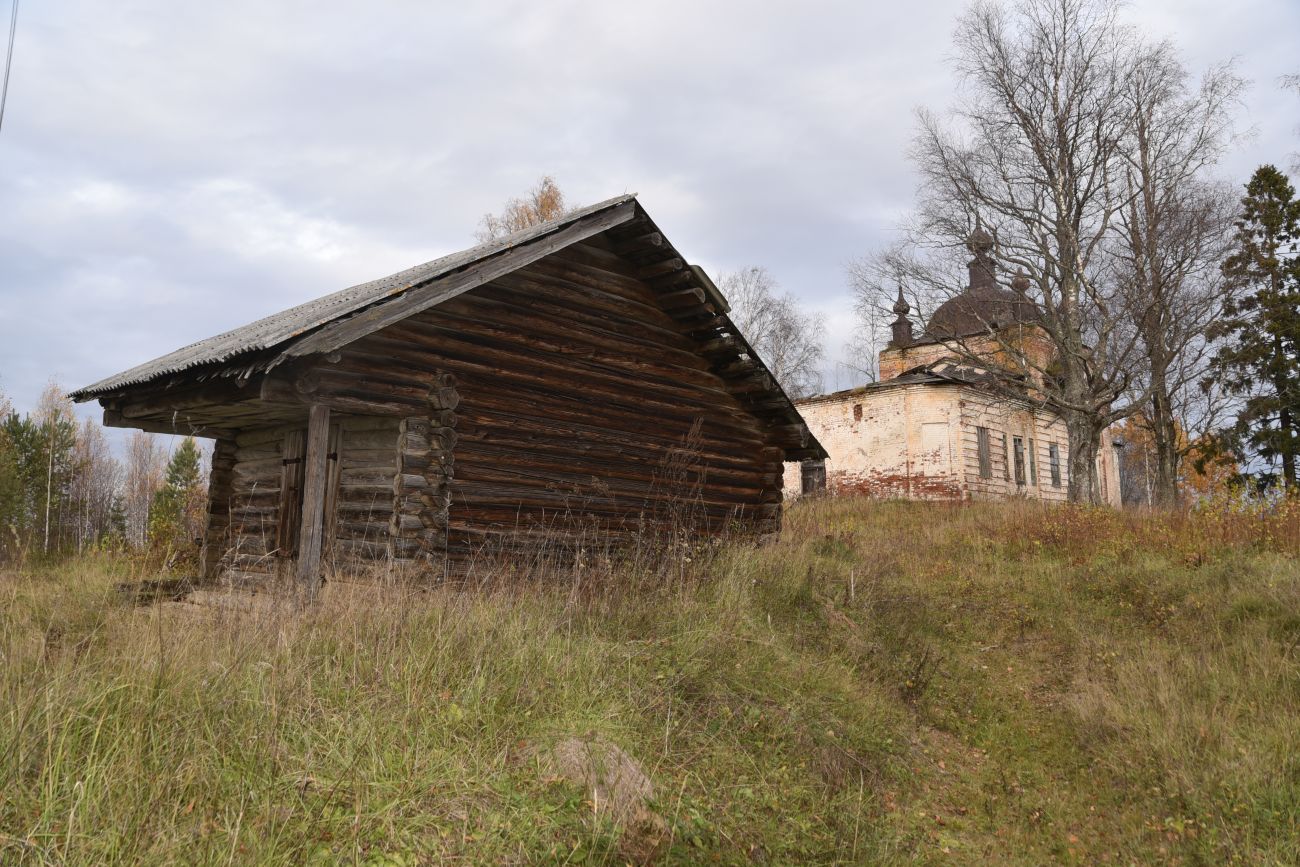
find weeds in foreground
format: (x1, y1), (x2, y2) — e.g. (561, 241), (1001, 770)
(1, 497), (1298, 864)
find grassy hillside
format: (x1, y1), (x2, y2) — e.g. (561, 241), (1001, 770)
(2, 497), (1299, 865)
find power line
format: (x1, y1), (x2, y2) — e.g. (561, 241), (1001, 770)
(0, 0), (18, 136)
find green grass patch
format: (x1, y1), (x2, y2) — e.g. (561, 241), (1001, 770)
(2, 497), (1298, 864)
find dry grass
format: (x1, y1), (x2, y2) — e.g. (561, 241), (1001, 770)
(1, 497), (1298, 864)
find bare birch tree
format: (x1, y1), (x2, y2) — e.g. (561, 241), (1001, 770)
(67, 419), (121, 553)
(32, 384), (77, 554)
(718, 266), (825, 399)
(843, 262), (893, 383)
(1283, 73), (1300, 173)
(1109, 48), (1242, 505)
(123, 430), (166, 547)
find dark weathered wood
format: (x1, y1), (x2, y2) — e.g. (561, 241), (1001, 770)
(103, 409), (235, 441)
(295, 405), (332, 596)
(104, 375), (253, 417)
(637, 257), (685, 280)
(276, 430), (305, 556)
(281, 202), (637, 360)
(259, 375), (429, 416)
(322, 423), (343, 559)
(200, 439), (236, 582)
(91, 201), (822, 580)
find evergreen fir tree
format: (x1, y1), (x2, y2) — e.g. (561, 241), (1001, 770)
(1211, 165), (1300, 491)
(148, 438), (203, 553)
(104, 495), (129, 549)
(0, 412), (21, 555)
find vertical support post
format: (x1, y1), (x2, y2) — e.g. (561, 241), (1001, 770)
(296, 404), (331, 599)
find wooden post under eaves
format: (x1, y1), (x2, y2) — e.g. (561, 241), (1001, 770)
(296, 403), (331, 599)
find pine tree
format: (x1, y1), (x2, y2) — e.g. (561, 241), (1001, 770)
(1211, 165), (1300, 492)
(148, 438), (204, 557)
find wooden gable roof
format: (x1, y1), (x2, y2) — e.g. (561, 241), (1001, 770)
(71, 196), (826, 461)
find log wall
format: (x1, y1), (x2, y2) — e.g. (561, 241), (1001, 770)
(336, 241), (787, 559)
(211, 412), (454, 583)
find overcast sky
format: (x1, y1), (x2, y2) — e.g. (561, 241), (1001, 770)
(1, 0), (1296, 428)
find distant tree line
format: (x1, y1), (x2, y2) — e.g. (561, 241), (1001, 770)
(0, 383), (206, 565)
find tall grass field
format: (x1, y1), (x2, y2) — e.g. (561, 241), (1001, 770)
(2, 497), (1299, 864)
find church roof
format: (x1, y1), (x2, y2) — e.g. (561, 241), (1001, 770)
(926, 284), (1040, 340)
(794, 359), (1029, 406)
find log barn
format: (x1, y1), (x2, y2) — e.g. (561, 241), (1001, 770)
(71, 196), (824, 588)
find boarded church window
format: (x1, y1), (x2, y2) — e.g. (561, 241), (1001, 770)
(976, 427), (992, 478)
(1013, 436), (1026, 485)
(1049, 442), (1062, 487)
(1028, 438), (1038, 486)
(1001, 433), (1011, 480)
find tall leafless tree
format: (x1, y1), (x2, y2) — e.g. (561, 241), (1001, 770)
(33, 384), (77, 554)
(67, 418), (121, 553)
(1283, 73), (1300, 173)
(1110, 48), (1242, 505)
(123, 430), (166, 547)
(868, 0), (1236, 504)
(718, 266), (825, 399)
(843, 261), (893, 383)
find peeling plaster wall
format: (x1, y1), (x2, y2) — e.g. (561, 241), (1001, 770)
(785, 383), (1123, 507)
(784, 383), (964, 500)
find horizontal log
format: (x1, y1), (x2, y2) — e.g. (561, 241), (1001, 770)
(397, 473), (428, 490)
(340, 454), (398, 471)
(452, 420), (779, 478)
(103, 409), (235, 441)
(609, 229), (662, 253)
(260, 377), (429, 417)
(455, 395), (768, 459)
(109, 375), (254, 417)
(400, 451), (433, 471)
(657, 287), (707, 309)
(334, 539), (391, 560)
(335, 504), (395, 521)
(449, 458), (776, 503)
(393, 514), (424, 532)
(454, 273), (703, 358)
(231, 490), (281, 509)
(235, 425), (292, 448)
(431, 386), (461, 410)
(447, 484), (780, 517)
(637, 257), (685, 280)
(337, 518), (393, 536)
(341, 467), (397, 486)
(341, 429), (402, 450)
(337, 482), (397, 499)
(372, 315), (747, 416)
